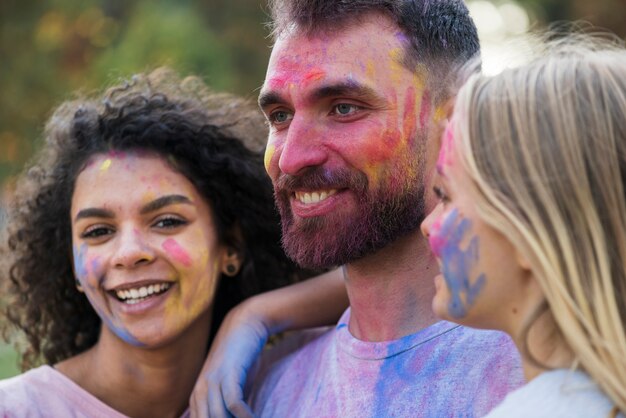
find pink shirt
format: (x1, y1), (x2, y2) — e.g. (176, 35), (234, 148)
(0, 365), (190, 418)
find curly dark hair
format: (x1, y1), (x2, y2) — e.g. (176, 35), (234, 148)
(1, 68), (306, 369)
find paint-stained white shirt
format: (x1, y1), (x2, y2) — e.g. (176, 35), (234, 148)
(249, 308), (524, 418)
(484, 369), (622, 418)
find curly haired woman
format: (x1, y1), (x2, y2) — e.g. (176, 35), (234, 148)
(0, 68), (310, 417)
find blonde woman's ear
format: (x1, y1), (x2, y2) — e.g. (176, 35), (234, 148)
(221, 247), (242, 277)
(515, 247), (533, 272)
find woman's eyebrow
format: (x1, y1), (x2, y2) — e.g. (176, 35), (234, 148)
(74, 207), (115, 223)
(140, 194), (193, 214)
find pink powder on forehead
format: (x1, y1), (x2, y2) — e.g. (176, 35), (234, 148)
(107, 150), (127, 159)
(266, 76), (289, 91)
(302, 69), (326, 85)
(162, 239), (192, 267)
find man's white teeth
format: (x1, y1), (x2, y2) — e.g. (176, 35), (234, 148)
(115, 283), (171, 304)
(295, 189), (337, 204)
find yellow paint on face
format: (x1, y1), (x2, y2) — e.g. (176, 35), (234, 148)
(434, 105), (447, 123)
(387, 48), (406, 84)
(99, 158), (112, 172)
(141, 191), (156, 204)
(162, 244), (219, 333)
(365, 60), (377, 79)
(412, 73), (425, 92)
(264, 143), (276, 172)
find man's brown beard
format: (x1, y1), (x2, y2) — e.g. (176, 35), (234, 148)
(274, 166), (426, 269)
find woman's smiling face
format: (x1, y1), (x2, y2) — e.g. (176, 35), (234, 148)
(421, 123), (528, 332)
(70, 151), (227, 348)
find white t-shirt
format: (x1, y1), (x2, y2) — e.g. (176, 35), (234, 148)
(249, 308), (524, 417)
(0, 365), (190, 418)
(485, 368), (622, 418)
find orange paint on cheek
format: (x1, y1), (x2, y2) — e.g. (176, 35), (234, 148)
(357, 126), (405, 187)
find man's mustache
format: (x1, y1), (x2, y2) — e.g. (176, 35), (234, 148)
(274, 166), (368, 194)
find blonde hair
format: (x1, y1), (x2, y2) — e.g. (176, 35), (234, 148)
(452, 35), (626, 412)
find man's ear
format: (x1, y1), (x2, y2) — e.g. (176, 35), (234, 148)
(221, 247), (242, 277)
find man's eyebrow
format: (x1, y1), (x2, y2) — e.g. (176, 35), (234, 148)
(311, 82), (382, 103)
(74, 208), (115, 223)
(258, 91), (287, 110)
(140, 195), (193, 214)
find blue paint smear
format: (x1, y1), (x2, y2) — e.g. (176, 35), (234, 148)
(72, 243), (88, 280)
(439, 209), (486, 318)
(72, 245), (144, 347)
(372, 339), (426, 417)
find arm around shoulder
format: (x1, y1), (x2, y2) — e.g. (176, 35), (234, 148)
(190, 268), (348, 418)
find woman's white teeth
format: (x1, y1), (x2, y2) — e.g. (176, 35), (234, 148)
(295, 189), (337, 204)
(115, 283), (171, 304)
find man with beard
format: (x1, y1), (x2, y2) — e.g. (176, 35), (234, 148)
(193, 1), (524, 417)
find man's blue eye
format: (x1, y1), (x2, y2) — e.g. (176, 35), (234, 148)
(335, 104), (357, 115)
(271, 111), (292, 123)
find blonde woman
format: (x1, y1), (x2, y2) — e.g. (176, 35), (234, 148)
(420, 37), (626, 416)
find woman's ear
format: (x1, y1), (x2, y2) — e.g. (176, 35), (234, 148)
(221, 247), (242, 277)
(515, 248), (532, 272)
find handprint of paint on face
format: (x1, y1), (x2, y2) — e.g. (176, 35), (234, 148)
(429, 208), (486, 318)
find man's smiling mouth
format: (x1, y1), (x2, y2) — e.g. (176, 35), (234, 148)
(294, 189), (338, 204)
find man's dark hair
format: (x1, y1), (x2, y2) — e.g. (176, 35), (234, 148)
(268, 0), (480, 102)
(1, 68), (307, 369)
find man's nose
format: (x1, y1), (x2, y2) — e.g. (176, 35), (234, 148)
(277, 115), (329, 176)
(111, 227), (155, 269)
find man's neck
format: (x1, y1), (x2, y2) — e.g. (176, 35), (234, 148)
(345, 230), (439, 341)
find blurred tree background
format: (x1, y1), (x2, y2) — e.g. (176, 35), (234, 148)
(0, 0), (624, 377)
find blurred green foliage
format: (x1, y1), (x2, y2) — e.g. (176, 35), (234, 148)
(0, 0), (271, 186)
(0, 345), (19, 379)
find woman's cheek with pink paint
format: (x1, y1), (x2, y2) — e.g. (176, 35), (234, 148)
(162, 238), (193, 267)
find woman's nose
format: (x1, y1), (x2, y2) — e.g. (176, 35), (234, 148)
(111, 228), (155, 269)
